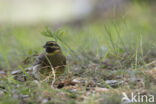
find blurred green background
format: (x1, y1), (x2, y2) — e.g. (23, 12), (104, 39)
(0, 0), (155, 69)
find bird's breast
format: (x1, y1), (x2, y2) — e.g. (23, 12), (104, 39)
(47, 53), (66, 68)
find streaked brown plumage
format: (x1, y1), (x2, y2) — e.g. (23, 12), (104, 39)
(33, 41), (66, 80)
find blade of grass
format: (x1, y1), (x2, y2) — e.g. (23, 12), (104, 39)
(18, 65), (31, 79)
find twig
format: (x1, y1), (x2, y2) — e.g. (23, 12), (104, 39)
(44, 54), (56, 88)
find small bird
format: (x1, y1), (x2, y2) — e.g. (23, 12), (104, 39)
(12, 41), (66, 81)
(32, 41), (66, 80)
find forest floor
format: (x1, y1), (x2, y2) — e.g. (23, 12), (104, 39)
(0, 48), (156, 104)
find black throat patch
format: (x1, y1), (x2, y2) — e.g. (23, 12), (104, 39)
(46, 47), (59, 53)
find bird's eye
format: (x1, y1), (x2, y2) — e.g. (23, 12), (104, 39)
(47, 43), (54, 46)
(48, 43), (59, 47)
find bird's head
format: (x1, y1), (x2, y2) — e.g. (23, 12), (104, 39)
(43, 41), (61, 54)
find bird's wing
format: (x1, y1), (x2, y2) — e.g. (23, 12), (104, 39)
(33, 53), (46, 66)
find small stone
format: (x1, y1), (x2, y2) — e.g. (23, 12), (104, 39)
(72, 79), (80, 83)
(42, 98), (48, 103)
(95, 87), (109, 92)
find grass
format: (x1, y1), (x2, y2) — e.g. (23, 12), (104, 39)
(0, 2), (156, 104)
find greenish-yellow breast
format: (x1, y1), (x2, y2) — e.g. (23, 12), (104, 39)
(33, 41), (66, 80)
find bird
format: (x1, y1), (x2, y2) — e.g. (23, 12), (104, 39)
(12, 41), (66, 81)
(32, 41), (66, 80)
